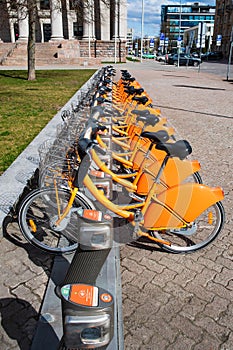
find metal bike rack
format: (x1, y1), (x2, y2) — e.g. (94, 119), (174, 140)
(54, 206), (115, 349)
(31, 243), (124, 350)
(31, 68), (123, 350)
(59, 283), (114, 348)
(57, 243), (114, 348)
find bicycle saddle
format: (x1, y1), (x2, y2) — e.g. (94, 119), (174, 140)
(131, 109), (150, 117)
(122, 74), (131, 79)
(122, 77), (135, 82)
(156, 140), (192, 160)
(137, 114), (159, 127)
(141, 130), (169, 143)
(95, 96), (111, 104)
(102, 78), (111, 84)
(97, 88), (107, 96)
(125, 87), (144, 95)
(122, 77), (135, 85)
(132, 96), (149, 105)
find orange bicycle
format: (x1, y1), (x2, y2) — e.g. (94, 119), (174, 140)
(18, 128), (224, 254)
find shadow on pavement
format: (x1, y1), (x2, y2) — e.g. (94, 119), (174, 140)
(0, 297), (59, 350)
(2, 214), (70, 286)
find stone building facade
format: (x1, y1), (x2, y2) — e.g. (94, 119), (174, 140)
(0, 0), (127, 63)
(213, 0), (233, 57)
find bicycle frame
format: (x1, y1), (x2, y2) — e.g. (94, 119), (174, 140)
(83, 160), (223, 229)
(53, 153), (223, 246)
(90, 146), (200, 194)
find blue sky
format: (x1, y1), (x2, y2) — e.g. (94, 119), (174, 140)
(127, 0), (216, 37)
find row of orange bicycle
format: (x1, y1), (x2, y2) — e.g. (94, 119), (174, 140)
(17, 66), (225, 254)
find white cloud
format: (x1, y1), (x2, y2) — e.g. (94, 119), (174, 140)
(127, 0), (216, 37)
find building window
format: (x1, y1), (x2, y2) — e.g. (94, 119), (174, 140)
(40, 0), (50, 10)
(73, 22), (83, 38)
(43, 23), (51, 41)
(70, 0), (82, 11)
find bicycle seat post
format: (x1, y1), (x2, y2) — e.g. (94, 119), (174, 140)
(153, 155), (169, 184)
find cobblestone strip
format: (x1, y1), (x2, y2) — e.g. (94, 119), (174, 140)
(120, 63), (233, 350)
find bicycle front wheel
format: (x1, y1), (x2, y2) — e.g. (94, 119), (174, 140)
(150, 201), (225, 253)
(19, 188), (95, 254)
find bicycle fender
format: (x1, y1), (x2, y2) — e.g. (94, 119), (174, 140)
(158, 158), (201, 187)
(144, 183), (224, 229)
(136, 159), (201, 195)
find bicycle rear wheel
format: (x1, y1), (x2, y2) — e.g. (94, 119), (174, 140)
(150, 201), (225, 253)
(19, 188), (95, 254)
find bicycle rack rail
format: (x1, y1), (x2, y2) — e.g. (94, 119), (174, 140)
(31, 244), (123, 350)
(58, 235), (115, 349)
(30, 67), (124, 349)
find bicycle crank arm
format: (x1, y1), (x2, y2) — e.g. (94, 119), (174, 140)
(168, 223), (197, 236)
(138, 231), (171, 246)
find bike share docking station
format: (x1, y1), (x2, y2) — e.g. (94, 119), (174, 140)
(57, 215), (114, 349)
(57, 108), (118, 349)
(31, 78), (123, 349)
(31, 216), (121, 350)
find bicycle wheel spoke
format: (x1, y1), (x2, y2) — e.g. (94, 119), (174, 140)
(151, 202), (224, 253)
(19, 188), (95, 254)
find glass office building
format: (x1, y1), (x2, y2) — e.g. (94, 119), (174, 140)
(161, 2), (215, 50)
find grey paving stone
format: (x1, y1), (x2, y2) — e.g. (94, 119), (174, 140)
(0, 61), (232, 349)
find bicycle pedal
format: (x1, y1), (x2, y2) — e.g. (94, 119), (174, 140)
(169, 223), (197, 236)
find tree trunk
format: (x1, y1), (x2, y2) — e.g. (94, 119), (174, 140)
(27, 1), (36, 81)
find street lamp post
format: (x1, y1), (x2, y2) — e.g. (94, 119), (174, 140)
(227, 26), (233, 81)
(114, 0), (119, 63)
(140, 0), (144, 63)
(177, 0), (182, 67)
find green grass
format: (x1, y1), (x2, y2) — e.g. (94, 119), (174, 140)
(0, 69), (96, 175)
(126, 56), (140, 62)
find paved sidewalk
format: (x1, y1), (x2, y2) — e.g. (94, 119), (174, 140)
(0, 61), (232, 349)
(119, 62), (233, 350)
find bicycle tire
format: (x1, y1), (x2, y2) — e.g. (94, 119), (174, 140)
(150, 201), (225, 253)
(192, 171), (202, 184)
(18, 188), (95, 254)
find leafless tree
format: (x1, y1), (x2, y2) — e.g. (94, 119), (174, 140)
(27, 0), (37, 80)
(0, 0), (39, 80)
(1, 0), (116, 80)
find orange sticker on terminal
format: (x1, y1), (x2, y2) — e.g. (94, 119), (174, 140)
(69, 284), (98, 307)
(83, 209), (103, 221)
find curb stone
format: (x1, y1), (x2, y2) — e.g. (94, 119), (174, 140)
(0, 70), (98, 235)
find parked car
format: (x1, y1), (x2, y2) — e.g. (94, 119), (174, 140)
(167, 53), (202, 67)
(156, 54), (166, 62)
(142, 53), (156, 59)
(191, 52), (199, 58)
(201, 51), (223, 61)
